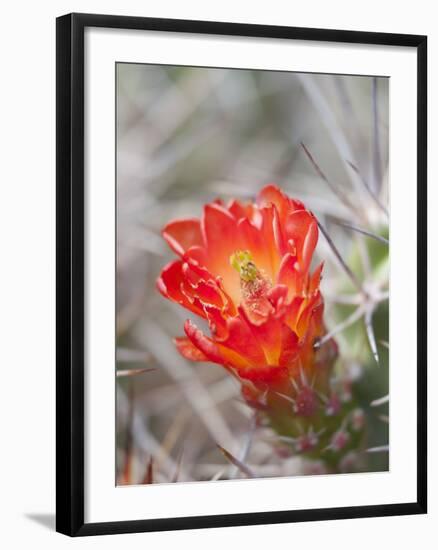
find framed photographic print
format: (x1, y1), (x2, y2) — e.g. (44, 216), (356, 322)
(56, 13), (427, 536)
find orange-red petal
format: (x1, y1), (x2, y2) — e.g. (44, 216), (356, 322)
(309, 261), (324, 294)
(277, 253), (303, 298)
(174, 337), (209, 361)
(239, 306), (283, 366)
(221, 316), (267, 367)
(157, 260), (205, 317)
(158, 184), (333, 388)
(201, 203), (242, 302)
(162, 218), (203, 256)
(184, 320), (225, 365)
(257, 184), (305, 223)
(227, 199), (254, 221)
(279, 325), (300, 368)
(285, 210), (318, 272)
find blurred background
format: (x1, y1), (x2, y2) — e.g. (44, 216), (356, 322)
(116, 63), (389, 485)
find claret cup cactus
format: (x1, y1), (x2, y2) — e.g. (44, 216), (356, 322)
(158, 184), (366, 473)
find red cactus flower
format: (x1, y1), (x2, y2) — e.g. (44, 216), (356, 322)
(157, 184), (336, 401)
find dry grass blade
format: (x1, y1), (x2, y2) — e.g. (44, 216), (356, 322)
(210, 470), (225, 481)
(142, 322), (237, 450)
(229, 413), (257, 479)
(118, 388), (184, 480)
(116, 279), (151, 338)
(172, 447), (185, 483)
(329, 219), (389, 245)
(116, 368), (156, 378)
(117, 347), (152, 363)
(364, 309), (379, 365)
(142, 457), (154, 484)
(317, 220), (364, 294)
(119, 381), (135, 484)
(119, 451), (134, 485)
(217, 444), (255, 478)
(158, 407), (190, 463)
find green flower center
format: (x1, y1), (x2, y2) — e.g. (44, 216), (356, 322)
(230, 250), (259, 282)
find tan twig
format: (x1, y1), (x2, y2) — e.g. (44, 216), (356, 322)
(217, 444), (255, 478)
(116, 368), (155, 378)
(141, 457), (154, 484)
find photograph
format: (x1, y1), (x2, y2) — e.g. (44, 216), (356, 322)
(0, 2), (431, 546)
(115, 63), (390, 485)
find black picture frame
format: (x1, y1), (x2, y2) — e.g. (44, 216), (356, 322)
(56, 12), (427, 537)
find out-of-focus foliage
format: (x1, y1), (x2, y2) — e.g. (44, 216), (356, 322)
(116, 63), (389, 484)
